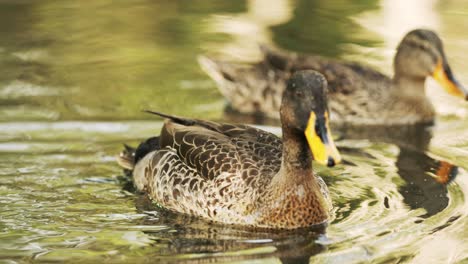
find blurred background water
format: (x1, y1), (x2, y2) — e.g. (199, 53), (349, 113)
(0, 0), (468, 263)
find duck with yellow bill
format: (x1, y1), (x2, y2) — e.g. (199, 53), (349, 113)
(117, 70), (341, 229)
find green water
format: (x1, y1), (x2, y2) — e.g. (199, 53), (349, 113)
(1, 0), (468, 263)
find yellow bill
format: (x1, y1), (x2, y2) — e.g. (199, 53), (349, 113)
(305, 112), (341, 167)
(432, 60), (468, 100)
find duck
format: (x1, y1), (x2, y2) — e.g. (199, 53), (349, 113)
(198, 29), (467, 125)
(117, 70), (342, 229)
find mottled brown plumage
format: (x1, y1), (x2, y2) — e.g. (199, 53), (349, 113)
(117, 71), (341, 229)
(199, 29), (467, 125)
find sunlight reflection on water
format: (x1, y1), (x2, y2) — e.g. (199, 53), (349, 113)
(0, 0), (468, 263)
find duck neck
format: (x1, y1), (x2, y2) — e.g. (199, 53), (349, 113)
(277, 125), (315, 184)
(259, 123), (331, 228)
(387, 73), (436, 124)
(392, 73), (427, 99)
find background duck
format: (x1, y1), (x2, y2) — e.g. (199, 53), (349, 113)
(199, 29), (468, 126)
(117, 71), (342, 229)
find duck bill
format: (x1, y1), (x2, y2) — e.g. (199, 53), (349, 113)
(432, 60), (468, 100)
(305, 112), (341, 167)
(434, 160), (458, 184)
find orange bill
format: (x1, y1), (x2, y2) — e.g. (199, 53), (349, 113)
(432, 60), (468, 100)
(434, 160), (458, 184)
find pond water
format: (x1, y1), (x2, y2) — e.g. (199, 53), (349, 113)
(1, 0), (468, 263)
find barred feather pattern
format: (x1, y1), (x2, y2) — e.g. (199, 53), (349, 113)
(131, 118), (331, 229)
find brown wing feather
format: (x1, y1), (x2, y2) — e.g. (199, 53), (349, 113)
(159, 119), (281, 181)
(132, 117), (284, 222)
(259, 46), (394, 123)
(261, 45), (376, 95)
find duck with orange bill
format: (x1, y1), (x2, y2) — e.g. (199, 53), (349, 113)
(199, 29), (467, 125)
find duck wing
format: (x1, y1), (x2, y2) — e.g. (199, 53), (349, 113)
(260, 45), (389, 95)
(144, 111), (282, 182)
(132, 112), (282, 219)
(260, 46), (393, 123)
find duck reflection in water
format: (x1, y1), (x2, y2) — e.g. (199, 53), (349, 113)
(396, 145), (457, 218)
(126, 194), (328, 263)
(337, 123), (458, 218)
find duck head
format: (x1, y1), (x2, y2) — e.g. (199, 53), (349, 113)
(280, 70), (341, 167)
(394, 29), (468, 100)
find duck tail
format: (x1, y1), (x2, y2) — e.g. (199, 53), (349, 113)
(142, 110), (195, 126)
(197, 55), (241, 102)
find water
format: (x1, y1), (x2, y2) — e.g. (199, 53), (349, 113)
(1, 0), (468, 263)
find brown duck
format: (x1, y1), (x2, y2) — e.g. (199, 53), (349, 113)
(117, 70), (341, 229)
(198, 29), (467, 125)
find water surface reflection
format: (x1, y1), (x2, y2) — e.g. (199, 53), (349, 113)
(337, 124), (458, 218)
(0, 0), (467, 263)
